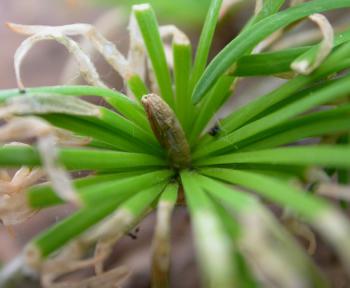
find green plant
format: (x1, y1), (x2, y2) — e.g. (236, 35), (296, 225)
(0, 0), (350, 287)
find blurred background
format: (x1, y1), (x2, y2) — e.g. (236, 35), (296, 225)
(0, 1), (349, 287)
(1, 0), (111, 89)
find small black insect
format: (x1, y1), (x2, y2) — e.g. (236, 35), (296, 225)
(209, 123), (220, 136)
(127, 227), (140, 240)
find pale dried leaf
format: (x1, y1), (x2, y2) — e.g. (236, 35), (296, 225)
(11, 167), (44, 189)
(45, 266), (129, 288)
(39, 240), (128, 288)
(254, 0), (263, 15)
(158, 25), (190, 69)
(26, 239), (86, 272)
(8, 23), (132, 80)
(87, 209), (134, 274)
(282, 215), (317, 254)
(314, 209), (350, 273)
(0, 191), (37, 225)
(0, 117), (52, 141)
(151, 199), (175, 287)
(2, 94), (101, 117)
(7, 23), (106, 89)
(54, 128), (91, 147)
(128, 13), (147, 81)
(86, 209), (134, 244)
(86, 27), (131, 80)
(291, 14), (334, 75)
(0, 116), (82, 205)
(317, 183), (350, 202)
(0, 155), (43, 225)
(61, 9), (126, 85)
(239, 208), (311, 288)
(159, 25), (190, 46)
(0, 117), (91, 146)
(37, 135), (80, 205)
